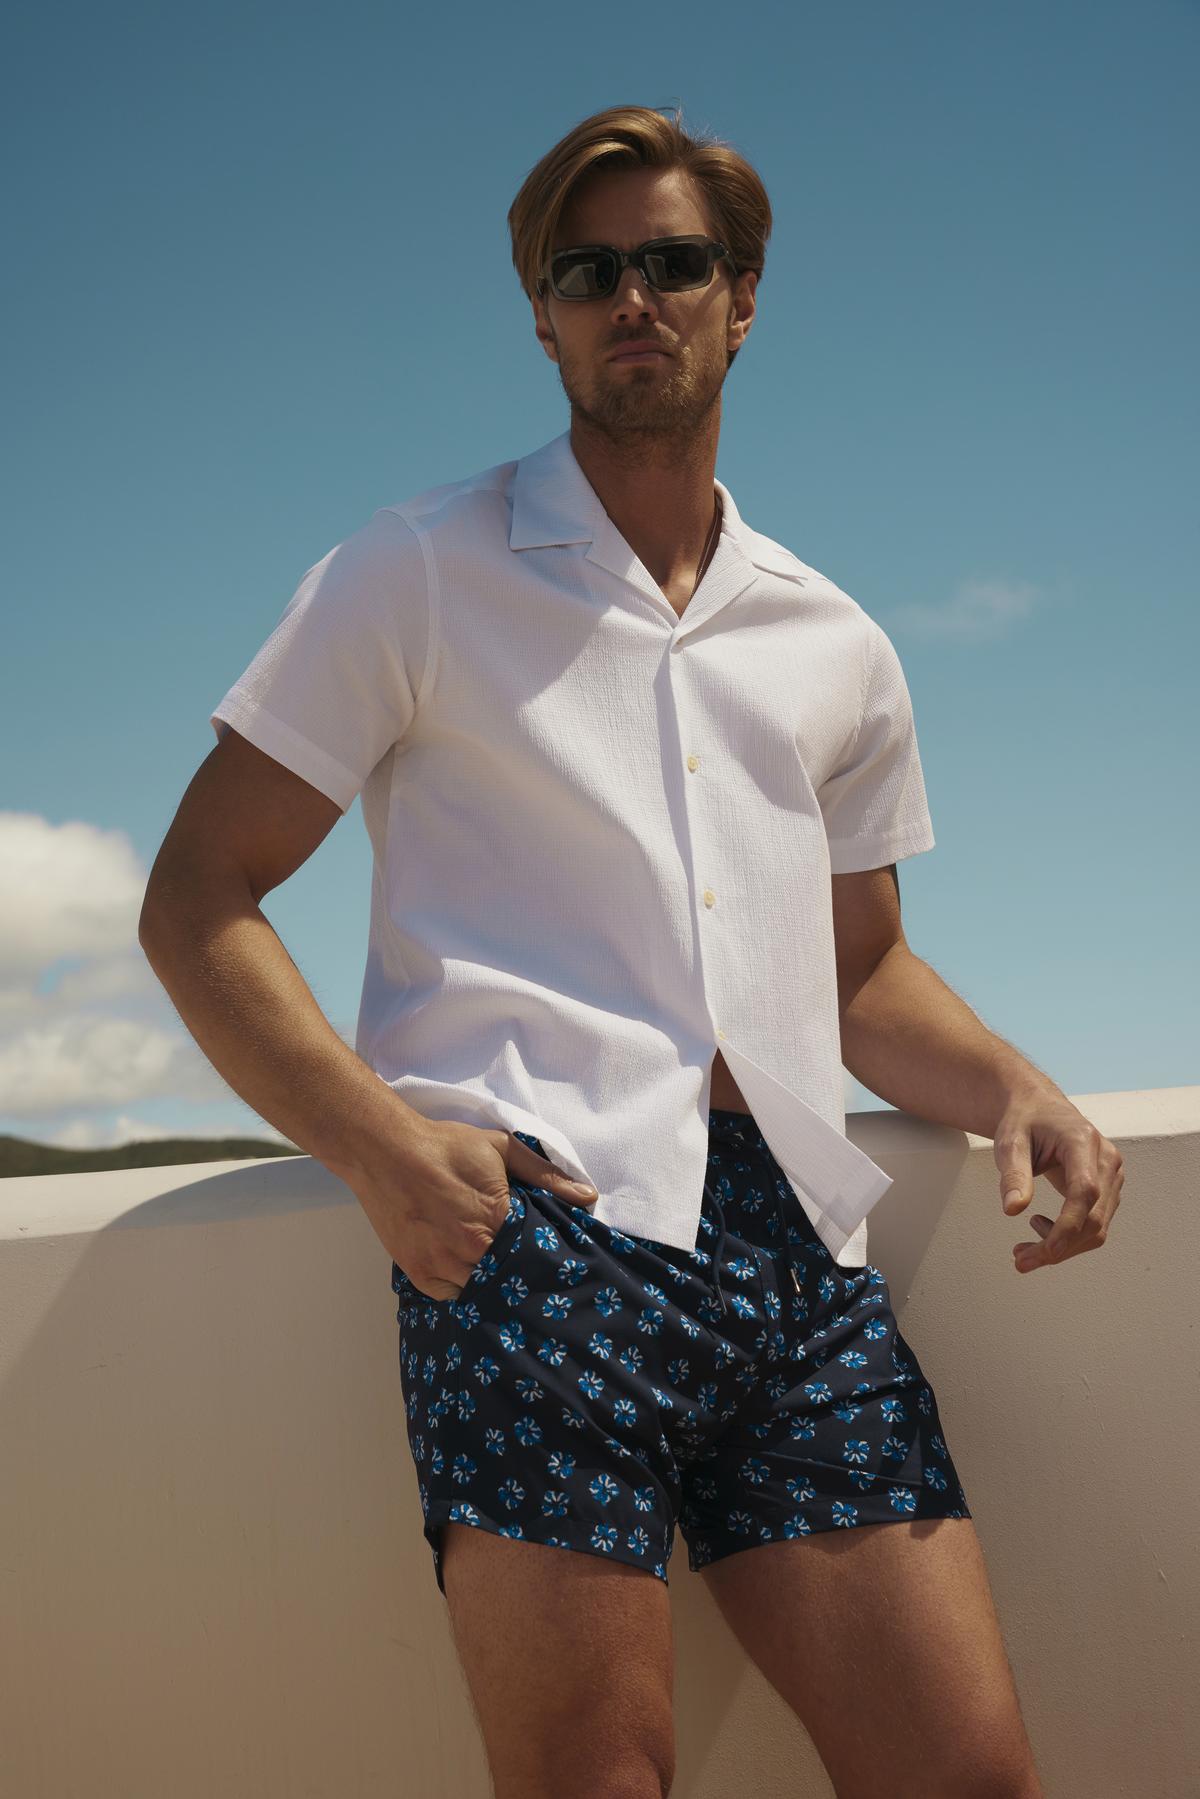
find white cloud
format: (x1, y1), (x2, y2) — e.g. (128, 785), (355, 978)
(886, 577), (1038, 641)
(0, 1010), (228, 1114)
(0, 811), (235, 1122)
(0, 811), (145, 985)
(47, 1114), (297, 1150)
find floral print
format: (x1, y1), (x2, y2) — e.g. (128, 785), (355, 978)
(391, 1108), (970, 1595)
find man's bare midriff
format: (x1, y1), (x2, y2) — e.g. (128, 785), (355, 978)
(709, 1047), (752, 1112)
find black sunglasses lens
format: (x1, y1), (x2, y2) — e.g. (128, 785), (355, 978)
(551, 249), (618, 298)
(645, 241), (709, 288)
(550, 241), (714, 298)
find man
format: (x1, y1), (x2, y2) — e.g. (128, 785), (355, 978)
(141, 103), (1121, 1799)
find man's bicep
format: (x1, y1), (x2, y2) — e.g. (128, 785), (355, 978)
(143, 726), (343, 914)
(831, 863), (905, 1008)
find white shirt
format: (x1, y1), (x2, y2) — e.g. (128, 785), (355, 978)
(210, 429), (937, 1267)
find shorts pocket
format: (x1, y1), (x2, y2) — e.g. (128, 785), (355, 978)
(392, 1178), (531, 1308)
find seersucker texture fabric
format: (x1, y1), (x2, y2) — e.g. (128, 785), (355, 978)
(210, 429), (938, 1267)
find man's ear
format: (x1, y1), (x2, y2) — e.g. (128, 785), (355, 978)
(532, 296), (559, 364)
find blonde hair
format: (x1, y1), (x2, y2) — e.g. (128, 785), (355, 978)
(507, 102), (772, 305)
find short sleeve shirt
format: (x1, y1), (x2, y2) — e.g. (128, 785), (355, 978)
(210, 430), (937, 1266)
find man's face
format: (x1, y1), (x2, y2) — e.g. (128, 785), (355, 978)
(532, 165), (757, 442)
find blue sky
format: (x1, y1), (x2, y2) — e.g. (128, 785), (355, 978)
(3, 0), (1196, 1150)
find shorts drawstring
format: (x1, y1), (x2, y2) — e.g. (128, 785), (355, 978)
(703, 1175), (729, 1315)
(704, 1165), (804, 1318)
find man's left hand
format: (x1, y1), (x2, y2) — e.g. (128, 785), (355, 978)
(994, 1088), (1125, 1273)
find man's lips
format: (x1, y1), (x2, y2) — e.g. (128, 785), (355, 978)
(608, 349), (669, 363)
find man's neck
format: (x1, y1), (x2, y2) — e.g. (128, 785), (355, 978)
(568, 412), (722, 600)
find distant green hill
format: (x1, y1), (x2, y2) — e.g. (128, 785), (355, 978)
(0, 1134), (307, 1178)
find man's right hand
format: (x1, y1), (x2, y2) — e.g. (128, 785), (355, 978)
(352, 1116), (599, 1302)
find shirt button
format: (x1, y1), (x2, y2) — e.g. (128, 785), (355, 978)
(703, 889), (716, 907)
(686, 754), (699, 771)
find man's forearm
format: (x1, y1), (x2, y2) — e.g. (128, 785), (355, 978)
(838, 944), (1063, 1139)
(138, 872), (425, 1187)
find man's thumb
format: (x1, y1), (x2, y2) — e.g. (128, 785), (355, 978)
(510, 1141), (598, 1205)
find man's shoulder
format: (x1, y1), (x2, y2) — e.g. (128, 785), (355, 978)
(738, 518), (869, 626)
(374, 452), (517, 542)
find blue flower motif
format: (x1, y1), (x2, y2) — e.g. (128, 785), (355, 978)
(679, 1315), (702, 1340)
(838, 1349), (869, 1370)
(643, 1281), (669, 1306)
(595, 1285), (623, 1317)
(729, 1293), (758, 1321)
(613, 1398), (638, 1428)
(588, 1331), (615, 1360)
(497, 1477), (525, 1511)
(833, 1400), (863, 1424)
(627, 1526), (650, 1556)
(637, 1307), (665, 1336)
(832, 1500), (859, 1527)
(533, 1224), (561, 1251)
(618, 1343), (645, 1374)
(726, 1509), (754, 1537)
(498, 1320), (527, 1354)
(579, 1369), (605, 1399)
(472, 1355), (502, 1386)
(783, 1513), (812, 1538)
(557, 1256), (588, 1287)
(633, 1484), (658, 1513)
(547, 1448), (576, 1479)
(542, 1292), (573, 1320)
(924, 1465), (948, 1490)
(863, 1318), (888, 1341)
(591, 1523), (618, 1553)
(843, 1438), (871, 1467)
(739, 1456), (770, 1487)
(590, 1472), (620, 1506)
(484, 1428), (506, 1456)
(930, 1431), (947, 1459)
(651, 1385), (674, 1411)
(448, 1501), (481, 1527)
(804, 1380), (834, 1405)
(787, 1415), (817, 1443)
(498, 1523), (526, 1541)
(763, 1288), (781, 1320)
(514, 1416), (543, 1447)
(450, 1451), (476, 1485)
(541, 1490), (569, 1517)
(881, 1396), (907, 1424)
(667, 1357), (691, 1386)
(881, 1434), (910, 1462)
(888, 1485), (918, 1514)
(696, 1380), (719, 1412)
(454, 1388), (478, 1422)
(536, 1338), (568, 1368)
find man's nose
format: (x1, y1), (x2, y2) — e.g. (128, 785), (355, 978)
(609, 265), (660, 322)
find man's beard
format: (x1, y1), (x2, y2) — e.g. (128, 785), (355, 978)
(553, 332), (729, 455)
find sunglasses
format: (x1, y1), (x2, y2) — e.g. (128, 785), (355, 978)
(536, 235), (738, 301)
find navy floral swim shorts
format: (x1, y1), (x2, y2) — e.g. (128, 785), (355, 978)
(390, 1106), (971, 1596)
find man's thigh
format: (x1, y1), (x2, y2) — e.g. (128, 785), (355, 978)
(700, 1516), (1042, 1799)
(442, 1523), (676, 1799)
